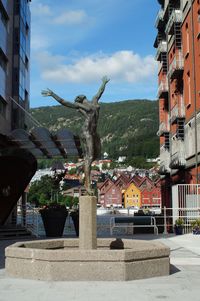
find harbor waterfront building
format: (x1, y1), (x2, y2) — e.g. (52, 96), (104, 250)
(155, 0), (200, 207)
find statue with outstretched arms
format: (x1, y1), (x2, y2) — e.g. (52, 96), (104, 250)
(42, 76), (110, 194)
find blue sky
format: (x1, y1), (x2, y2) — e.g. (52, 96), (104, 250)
(30, 0), (160, 108)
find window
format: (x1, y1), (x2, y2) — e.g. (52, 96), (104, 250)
(186, 71), (191, 108)
(198, 9), (200, 39)
(185, 23), (189, 57)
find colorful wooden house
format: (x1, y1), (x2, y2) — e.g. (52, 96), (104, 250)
(114, 174), (130, 190)
(141, 186), (161, 209)
(114, 174), (130, 207)
(101, 183), (122, 208)
(130, 175), (143, 187)
(98, 178), (114, 206)
(139, 176), (154, 190)
(124, 182), (141, 208)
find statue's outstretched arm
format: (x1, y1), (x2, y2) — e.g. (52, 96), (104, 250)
(41, 88), (78, 109)
(92, 76), (110, 104)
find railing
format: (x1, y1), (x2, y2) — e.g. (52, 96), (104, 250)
(164, 206), (200, 234)
(170, 139), (186, 169)
(168, 51), (184, 79)
(157, 121), (169, 136)
(155, 41), (167, 61)
(157, 79), (168, 97)
(16, 203), (41, 237)
(165, 10), (182, 34)
(170, 96), (185, 123)
(16, 205), (200, 237)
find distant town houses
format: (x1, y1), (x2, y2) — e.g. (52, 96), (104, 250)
(29, 159), (161, 208)
(98, 174), (161, 209)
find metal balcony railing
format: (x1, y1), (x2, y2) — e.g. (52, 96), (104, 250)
(170, 96), (185, 124)
(165, 10), (182, 34)
(168, 51), (184, 80)
(155, 41), (167, 61)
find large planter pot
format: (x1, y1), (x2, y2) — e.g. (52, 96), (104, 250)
(40, 206), (68, 237)
(70, 211), (79, 237)
(174, 225), (183, 235)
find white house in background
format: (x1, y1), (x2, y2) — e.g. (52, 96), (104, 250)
(103, 152), (109, 159)
(30, 169), (52, 183)
(146, 157), (160, 164)
(118, 156), (126, 163)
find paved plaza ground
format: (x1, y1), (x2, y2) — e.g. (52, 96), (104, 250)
(0, 233), (200, 301)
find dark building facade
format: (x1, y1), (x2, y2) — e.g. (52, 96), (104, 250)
(0, 0), (32, 226)
(0, 0), (31, 137)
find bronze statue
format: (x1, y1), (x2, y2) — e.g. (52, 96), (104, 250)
(42, 76), (110, 194)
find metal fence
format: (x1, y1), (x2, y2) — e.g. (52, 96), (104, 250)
(16, 184), (200, 237)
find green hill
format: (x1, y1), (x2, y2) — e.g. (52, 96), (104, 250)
(30, 99), (159, 160)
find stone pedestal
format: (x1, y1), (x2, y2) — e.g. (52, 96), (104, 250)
(79, 196), (97, 249)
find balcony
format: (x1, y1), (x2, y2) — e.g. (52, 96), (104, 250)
(158, 148), (170, 175)
(157, 121), (169, 137)
(170, 139), (186, 169)
(170, 96), (185, 124)
(157, 79), (168, 97)
(165, 10), (182, 34)
(155, 41), (167, 61)
(155, 9), (164, 29)
(168, 51), (184, 80)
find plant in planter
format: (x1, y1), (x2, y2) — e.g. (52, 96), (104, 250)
(174, 218), (184, 235)
(40, 202), (68, 237)
(190, 219), (200, 235)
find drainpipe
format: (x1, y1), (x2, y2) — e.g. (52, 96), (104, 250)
(190, 0), (198, 183)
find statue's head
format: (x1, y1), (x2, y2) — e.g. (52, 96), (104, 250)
(74, 95), (86, 103)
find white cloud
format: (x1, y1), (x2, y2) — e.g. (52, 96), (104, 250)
(31, 34), (51, 51)
(53, 10), (88, 25)
(37, 51), (157, 84)
(31, 2), (52, 16)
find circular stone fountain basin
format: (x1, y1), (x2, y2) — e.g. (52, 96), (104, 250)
(5, 238), (170, 281)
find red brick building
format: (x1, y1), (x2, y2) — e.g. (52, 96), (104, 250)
(155, 0), (200, 207)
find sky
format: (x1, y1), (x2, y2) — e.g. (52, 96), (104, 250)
(30, 0), (160, 108)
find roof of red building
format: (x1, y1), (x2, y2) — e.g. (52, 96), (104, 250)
(98, 178), (113, 190)
(102, 182), (121, 195)
(114, 174), (130, 185)
(139, 176), (154, 188)
(128, 175), (143, 187)
(64, 174), (80, 180)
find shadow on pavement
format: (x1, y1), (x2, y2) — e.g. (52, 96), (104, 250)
(170, 264), (181, 275)
(0, 240), (18, 269)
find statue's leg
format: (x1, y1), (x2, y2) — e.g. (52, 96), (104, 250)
(93, 134), (101, 160)
(84, 160), (91, 194)
(84, 135), (94, 195)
